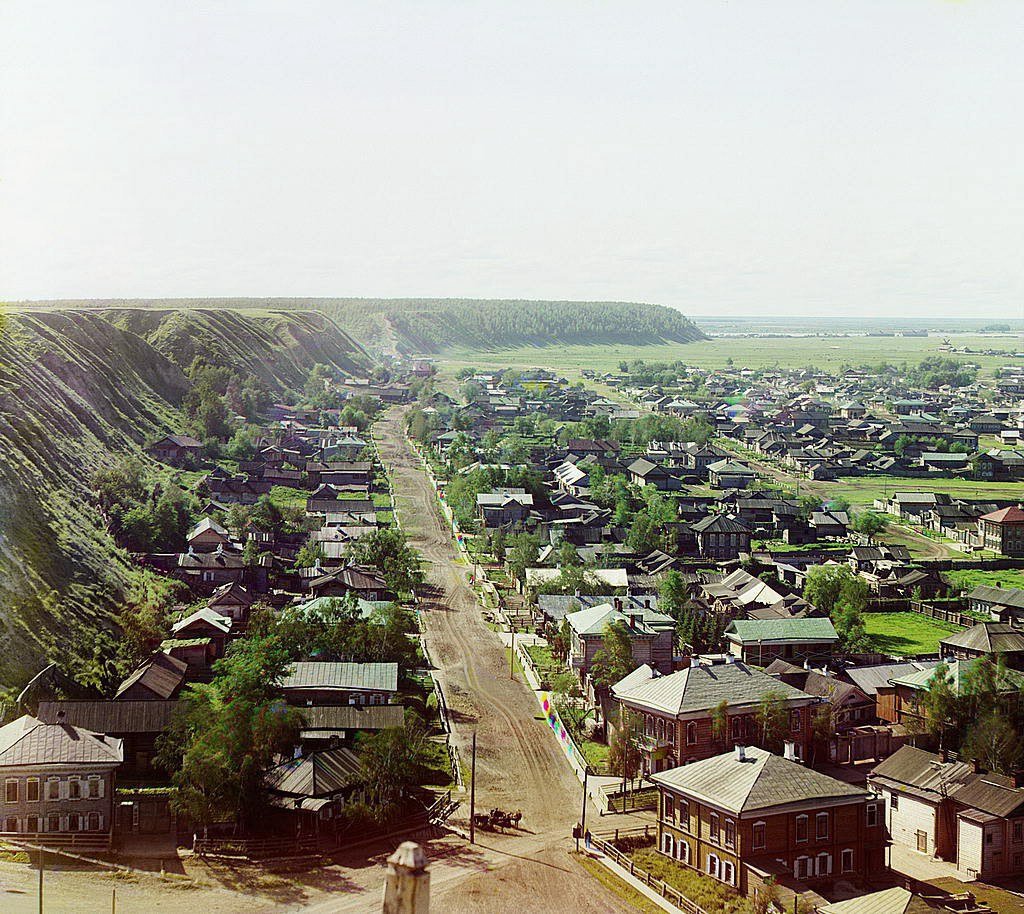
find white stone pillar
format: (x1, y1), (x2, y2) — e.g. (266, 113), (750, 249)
(382, 841), (430, 914)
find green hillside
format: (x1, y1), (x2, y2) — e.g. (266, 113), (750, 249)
(18, 298), (706, 356)
(0, 308), (368, 693)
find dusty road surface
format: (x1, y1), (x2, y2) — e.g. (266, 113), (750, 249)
(361, 406), (636, 914)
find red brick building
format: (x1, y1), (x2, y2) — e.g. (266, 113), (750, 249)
(652, 745), (886, 896)
(613, 658), (818, 773)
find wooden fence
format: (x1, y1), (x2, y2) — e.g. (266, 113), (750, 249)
(591, 835), (711, 914)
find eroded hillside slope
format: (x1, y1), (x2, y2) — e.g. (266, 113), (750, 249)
(0, 308), (367, 692)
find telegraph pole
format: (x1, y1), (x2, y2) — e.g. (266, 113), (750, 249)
(469, 731), (477, 844)
(38, 848), (44, 914)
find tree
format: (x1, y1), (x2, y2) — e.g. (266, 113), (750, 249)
(608, 710), (642, 780)
(250, 495), (282, 532)
(833, 574), (871, 652)
(851, 510), (887, 538)
(913, 663), (959, 749)
(294, 534), (325, 570)
(506, 532), (540, 584)
(755, 690), (790, 752)
(803, 564), (857, 616)
(590, 621), (638, 691)
(961, 710), (1024, 775)
(710, 700), (730, 747)
(349, 527), (422, 593)
(156, 634), (302, 832)
(357, 719), (433, 821)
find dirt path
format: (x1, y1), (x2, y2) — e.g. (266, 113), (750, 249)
(367, 406), (636, 913)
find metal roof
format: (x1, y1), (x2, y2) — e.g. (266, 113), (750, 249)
(284, 662), (398, 693)
(651, 746), (868, 816)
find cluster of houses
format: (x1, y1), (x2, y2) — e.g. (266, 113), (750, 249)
(418, 368), (1024, 906)
(606, 360), (1024, 484)
(1, 378), (424, 850)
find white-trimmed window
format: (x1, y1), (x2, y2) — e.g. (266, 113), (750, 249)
(68, 814), (80, 832)
(679, 800), (689, 832)
(662, 833), (674, 856)
(710, 812), (720, 842)
(890, 792), (899, 810)
(664, 794), (675, 823)
(753, 821), (766, 850)
(88, 812), (102, 831)
(87, 776), (101, 799)
(46, 778), (60, 801)
(841, 848), (854, 873)
(26, 778), (39, 802)
(816, 812), (829, 840)
(725, 818), (735, 848)
(707, 853), (720, 880)
(3, 817), (17, 833)
(677, 839), (689, 864)
(26, 815), (39, 834)
(46, 814), (60, 833)
(5, 779), (18, 803)
(816, 852), (832, 876)
(795, 814), (808, 843)
(795, 856), (811, 879)
(69, 776), (81, 800)
(866, 803), (878, 827)
(721, 861), (735, 885)
(686, 722), (698, 745)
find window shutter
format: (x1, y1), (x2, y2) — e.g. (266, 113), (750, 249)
(98, 814), (105, 831)
(97, 778), (105, 799)
(59, 780), (68, 800)
(60, 815), (68, 832)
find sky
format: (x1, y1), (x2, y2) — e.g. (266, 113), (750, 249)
(2, 1), (1023, 319)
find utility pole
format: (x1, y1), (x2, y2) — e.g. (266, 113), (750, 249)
(112, 888), (116, 914)
(469, 731), (477, 845)
(581, 765), (589, 835)
(38, 848), (43, 914)
(620, 707), (629, 814)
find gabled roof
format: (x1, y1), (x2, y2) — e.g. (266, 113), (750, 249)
(115, 652), (188, 700)
(839, 660), (939, 697)
(940, 621), (1024, 655)
(265, 747), (362, 799)
(172, 606), (233, 636)
(968, 585), (1024, 611)
(37, 700), (178, 734)
(565, 603), (674, 636)
(283, 662), (398, 693)
(0, 715), (123, 767)
(614, 661), (812, 716)
(869, 745), (975, 802)
(726, 617), (839, 645)
(692, 513), (750, 535)
(651, 746), (867, 816)
(209, 581), (253, 608)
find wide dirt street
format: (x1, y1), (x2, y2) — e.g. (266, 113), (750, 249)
(362, 406), (635, 914)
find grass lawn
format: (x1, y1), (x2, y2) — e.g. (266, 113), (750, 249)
(626, 846), (754, 914)
(823, 476), (1024, 507)
(944, 568), (1024, 593)
(268, 484), (308, 509)
(580, 739), (611, 774)
(571, 853), (665, 914)
(525, 643), (564, 688)
(437, 331), (1015, 377)
(863, 611), (961, 657)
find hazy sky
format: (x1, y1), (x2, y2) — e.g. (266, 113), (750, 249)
(2, 1), (1023, 319)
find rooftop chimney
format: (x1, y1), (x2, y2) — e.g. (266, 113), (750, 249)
(783, 741), (796, 761)
(735, 745), (746, 762)
(629, 613), (638, 629)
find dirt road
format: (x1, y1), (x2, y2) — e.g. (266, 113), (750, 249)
(366, 406), (636, 913)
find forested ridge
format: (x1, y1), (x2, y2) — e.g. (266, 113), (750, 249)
(21, 297), (706, 355)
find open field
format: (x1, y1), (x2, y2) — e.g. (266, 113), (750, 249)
(944, 568), (1024, 592)
(862, 611), (960, 657)
(437, 331), (1023, 377)
(821, 476), (1024, 507)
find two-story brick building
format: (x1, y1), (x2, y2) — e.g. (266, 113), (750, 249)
(0, 714), (123, 849)
(613, 658), (819, 773)
(651, 745), (886, 896)
(978, 506), (1024, 556)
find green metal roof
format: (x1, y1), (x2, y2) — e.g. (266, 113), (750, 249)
(726, 617), (839, 644)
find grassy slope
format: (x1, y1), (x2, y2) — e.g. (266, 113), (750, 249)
(0, 308), (369, 693)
